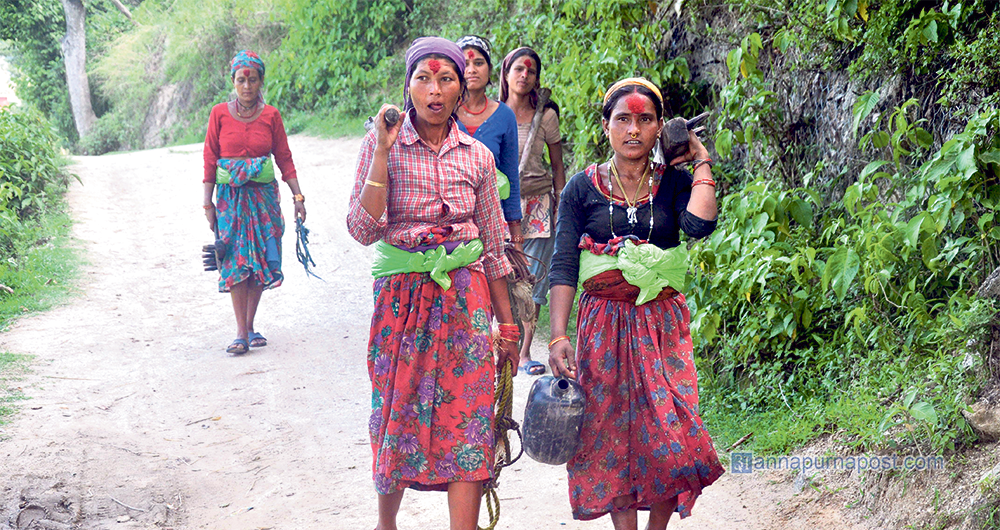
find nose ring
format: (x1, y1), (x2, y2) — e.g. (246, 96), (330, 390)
(630, 133), (638, 139)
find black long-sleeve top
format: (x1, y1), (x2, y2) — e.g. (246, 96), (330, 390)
(549, 163), (717, 288)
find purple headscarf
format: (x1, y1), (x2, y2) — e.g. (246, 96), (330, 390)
(403, 37), (467, 111)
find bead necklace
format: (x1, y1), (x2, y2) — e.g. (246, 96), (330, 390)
(236, 99), (257, 118)
(461, 98), (489, 115)
(607, 159), (654, 240)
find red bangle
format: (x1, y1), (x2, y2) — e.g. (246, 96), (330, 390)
(691, 158), (713, 172)
(692, 178), (716, 187)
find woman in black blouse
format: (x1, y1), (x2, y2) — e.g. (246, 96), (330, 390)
(545, 78), (724, 528)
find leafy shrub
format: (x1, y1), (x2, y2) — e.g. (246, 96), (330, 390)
(0, 107), (66, 218)
(694, 14), (1000, 453)
(267, 0), (410, 117)
(0, 106), (68, 260)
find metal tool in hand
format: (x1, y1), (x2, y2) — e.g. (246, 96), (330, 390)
(363, 107), (401, 132)
(660, 111), (711, 163)
(202, 227), (226, 272)
(295, 217), (323, 281)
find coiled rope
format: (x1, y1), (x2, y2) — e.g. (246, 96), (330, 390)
(479, 354), (522, 530)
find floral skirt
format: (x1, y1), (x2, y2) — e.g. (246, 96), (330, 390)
(215, 181), (283, 292)
(367, 267), (496, 494)
(567, 289), (724, 520)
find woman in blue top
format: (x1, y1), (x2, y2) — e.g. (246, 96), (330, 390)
(455, 35), (524, 248)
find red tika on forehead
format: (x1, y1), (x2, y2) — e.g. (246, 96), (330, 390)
(428, 59), (441, 73)
(243, 68), (252, 78)
(467, 50), (475, 59)
(626, 93), (647, 114)
(524, 58), (533, 69)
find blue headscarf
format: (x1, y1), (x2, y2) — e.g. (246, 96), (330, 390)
(231, 50), (265, 79)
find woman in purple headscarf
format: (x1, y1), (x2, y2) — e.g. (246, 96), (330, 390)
(203, 50), (306, 355)
(499, 46), (566, 376)
(346, 37), (518, 530)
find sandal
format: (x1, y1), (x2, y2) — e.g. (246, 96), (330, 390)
(518, 360), (546, 376)
(226, 338), (249, 355)
(248, 332), (267, 348)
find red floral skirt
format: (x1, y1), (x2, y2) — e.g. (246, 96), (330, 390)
(366, 267), (496, 494)
(567, 271), (724, 520)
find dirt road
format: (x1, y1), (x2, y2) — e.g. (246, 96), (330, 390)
(0, 136), (859, 529)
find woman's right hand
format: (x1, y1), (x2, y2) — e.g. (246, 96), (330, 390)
(549, 339), (577, 379)
(205, 205), (217, 232)
(374, 104), (403, 152)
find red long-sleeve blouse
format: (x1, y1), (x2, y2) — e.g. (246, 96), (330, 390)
(202, 103), (298, 183)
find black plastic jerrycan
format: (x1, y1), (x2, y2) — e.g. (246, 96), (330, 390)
(522, 376), (586, 465)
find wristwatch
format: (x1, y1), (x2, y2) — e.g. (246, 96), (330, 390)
(293, 194), (305, 203)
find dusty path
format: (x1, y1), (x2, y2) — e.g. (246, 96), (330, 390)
(0, 136), (861, 530)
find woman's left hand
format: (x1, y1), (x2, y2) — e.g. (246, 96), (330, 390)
(669, 129), (711, 166)
(294, 201), (306, 222)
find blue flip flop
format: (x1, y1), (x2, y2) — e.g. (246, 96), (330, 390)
(248, 332), (267, 348)
(226, 338), (249, 355)
(518, 360), (546, 376)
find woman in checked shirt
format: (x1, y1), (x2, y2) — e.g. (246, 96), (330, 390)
(346, 37), (517, 530)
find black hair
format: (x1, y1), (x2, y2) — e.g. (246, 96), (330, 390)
(601, 84), (663, 121)
(500, 47), (559, 117)
(407, 53), (466, 87)
(461, 44), (492, 72)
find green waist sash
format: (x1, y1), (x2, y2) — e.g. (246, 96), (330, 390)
(578, 240), (688, 305)
(216, 157), (275, 185)
(371, 239), (483, 290)
(497, 170), (510, 200)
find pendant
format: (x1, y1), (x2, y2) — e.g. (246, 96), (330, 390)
(626, 206), (638, 225)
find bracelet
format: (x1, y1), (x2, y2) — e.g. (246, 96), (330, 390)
(510, 235), (524, 244)
(293, 193), (305, 203)
(548, 335), (570, 349)
(364, 179), (387, 188)
(691, 158), (713, 172)
(692, 178), (716, 187)
(497, 336), (519, 344)
(498, 323), (519, 330)
(203, 204), (215, 210)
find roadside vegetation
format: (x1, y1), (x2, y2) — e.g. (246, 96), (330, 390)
(3, 0), (1000, 469)
(0, 105), (78, 425)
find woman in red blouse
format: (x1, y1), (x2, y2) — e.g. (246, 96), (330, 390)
(202, 50), (306, 355)
(347, 37), (518, 530)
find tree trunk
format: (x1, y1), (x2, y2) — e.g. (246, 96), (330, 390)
(60, 0), (96, 138)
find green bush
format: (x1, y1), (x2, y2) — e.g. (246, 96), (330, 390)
(693, 12), (1000, 453)
(267, 0), (410, 117)
(0, 106), (67, 222)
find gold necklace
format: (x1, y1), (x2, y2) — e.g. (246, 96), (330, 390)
(609, 159), (650, 225)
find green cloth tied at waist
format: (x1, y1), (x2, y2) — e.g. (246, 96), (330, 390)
(578, 240), (688, 305)
(216, 157), (275, 185)
(496, 170), (510, 200)
(371, 239), (484, 290)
